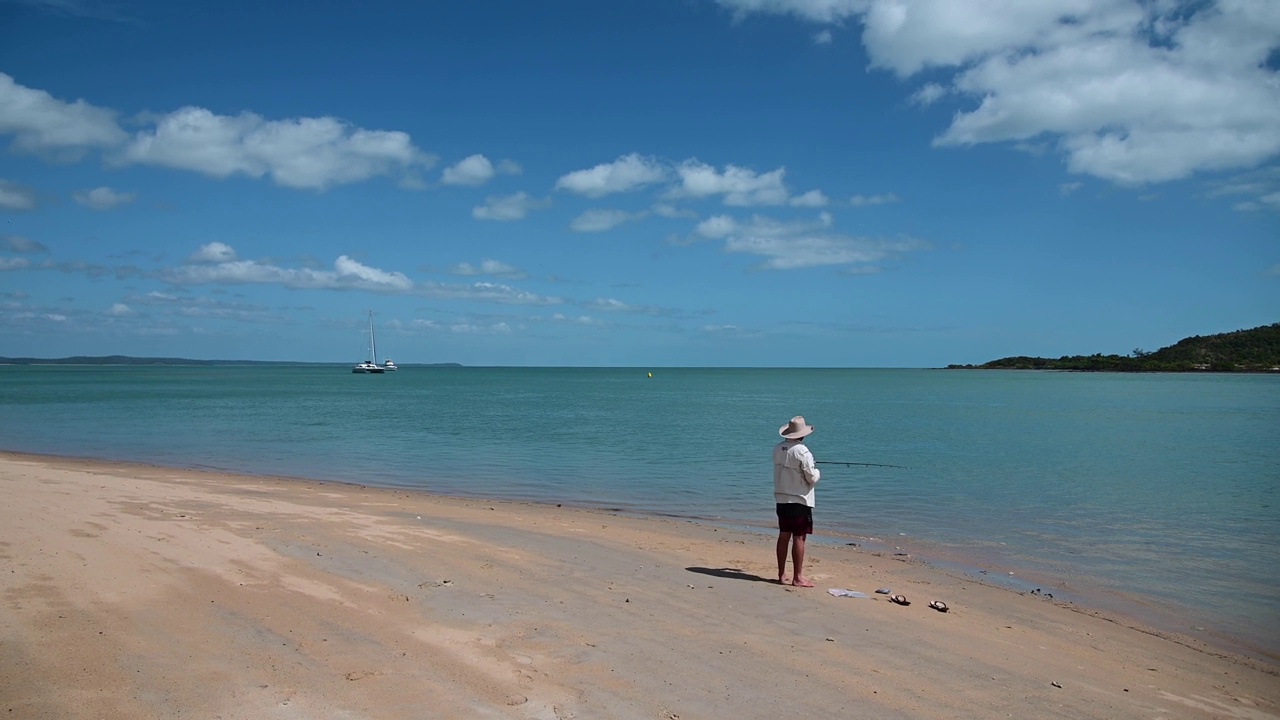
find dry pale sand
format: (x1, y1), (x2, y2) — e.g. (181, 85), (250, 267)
(1, 452), (1276, 720)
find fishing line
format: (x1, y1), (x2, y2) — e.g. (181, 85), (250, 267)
(815, 461), (908, 469)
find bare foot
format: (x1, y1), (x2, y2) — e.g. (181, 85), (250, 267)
(777, 576), (789, 585)
(792, 577), (815, 588)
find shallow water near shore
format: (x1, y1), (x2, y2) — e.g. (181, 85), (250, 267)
(1, 365), (1276, 658)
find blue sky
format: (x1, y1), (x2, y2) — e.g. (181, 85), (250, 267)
(1, 0), (1276, 367)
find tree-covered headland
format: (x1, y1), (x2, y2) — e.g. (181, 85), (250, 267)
(947, 323), (1280, 372)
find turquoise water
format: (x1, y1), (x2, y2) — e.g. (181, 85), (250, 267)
(1, 365), (1277, 658)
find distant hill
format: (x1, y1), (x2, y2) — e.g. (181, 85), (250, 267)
(947, 323), (1280, 372)
(0, 355), (462, 367)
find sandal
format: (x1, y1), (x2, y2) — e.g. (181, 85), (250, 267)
(889, 594), (910, 606)
(928, 600), (949, 612)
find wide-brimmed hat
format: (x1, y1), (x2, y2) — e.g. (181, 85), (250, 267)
(779, 415), (814, 439)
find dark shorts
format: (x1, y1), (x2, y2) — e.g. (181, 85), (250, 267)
(776, 503), (813, 536)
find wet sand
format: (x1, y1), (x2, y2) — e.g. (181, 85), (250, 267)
(1, 452), (1276, 719)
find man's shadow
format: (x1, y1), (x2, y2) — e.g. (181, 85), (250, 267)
(686, 566), (773, 583)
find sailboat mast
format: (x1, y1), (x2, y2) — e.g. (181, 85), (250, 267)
(369, 310), (378, 363)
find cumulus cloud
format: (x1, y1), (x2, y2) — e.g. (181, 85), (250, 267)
(692, 211), (927, 271)
(569, 208), (645, 232)
(669, 160), (790, 206)
(0, 179), (37, 211)
(1207, 165), (1280, 212)
(472, 191), (551, 221)
(714, 0), (864, 24)
(2, 235), (48, 254)
(911, 82), (947, 106)
(849, 192), (900, 206)
(188, 242), (238, 264)
(106, 303), (134, 316)
(440, 154), (496, 186)
(582, 297), (680, 316)
(790, 189), (829, 207)
(695, 214), (740, 239)
(550, 313), (604, 326)
(450, 259), (527, 278)
(419, 281), (563, 305)
(166, 246), (413, 293)
(73, 186), (135, 210)
(651, 202), (698, 219)
(715, 1), (1280, 185)
(0, 73), (126, 156)
(555, 153), (669, 198)
(118, 106), (433, 190)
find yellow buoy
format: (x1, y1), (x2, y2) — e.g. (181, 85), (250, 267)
(647, 372), (652, 378)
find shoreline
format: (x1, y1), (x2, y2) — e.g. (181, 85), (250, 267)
(3, 451), (1278, 719)
(4, 448), (1274, 666)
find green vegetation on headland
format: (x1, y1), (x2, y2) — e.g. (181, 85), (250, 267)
(0, 355), (462, 367)
(947, 323), (1280, 372)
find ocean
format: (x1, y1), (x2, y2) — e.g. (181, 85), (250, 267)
(1, 365), (1276, 659)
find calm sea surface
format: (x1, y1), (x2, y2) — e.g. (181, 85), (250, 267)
(1, 366), (1276, 658)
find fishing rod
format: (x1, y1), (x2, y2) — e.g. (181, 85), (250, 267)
(816, 461), (908, 469)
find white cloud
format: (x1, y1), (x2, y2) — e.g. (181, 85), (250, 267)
(420, 281), (563, 305)
(189, 242), (237, 264)
(2, 235), (48, 254)
(813, 29), (833, 44)
(691, 211), (926, 271)
(450, 259), (527, 278)
(713, 0), (865, 24)
(1234, 191), (1280, 213)
(670, 160), (790, 206)
(472, 191), (550, 221)
(73, 186), (136, 210)
(583, 297), (680, 316)
(550, 313), (604, 326)
(651, 202), (698, 219)
(0, 73), (126, 156)
(701, 324), (761, 338)
(555, 153), (668, 198)
(0, 258), (31, 270)
(107, 303), (134, 316)
(449, 321), (514, 335)
(166, 250), (413, 293)
(1207, 165), (1280, 212)
(715, 1), (1280, 185)
(0, 179), (37, 211)
(849, 192), (900, 206)
(496, 159), (523, 175)
(119, 106), (433, 190)
(441, 154), (496, 186)
(695, 214), (739, 239)
(790, 189), (829, 207)
(726, 232), (925, 270)
(859, 0), (1141, 78)
(569, 208), (644, 232)
(911, 82), (947, 106)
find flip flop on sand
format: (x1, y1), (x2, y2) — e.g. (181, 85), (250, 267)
(889, 594), (910, 606)
(928, 600), (949, 612)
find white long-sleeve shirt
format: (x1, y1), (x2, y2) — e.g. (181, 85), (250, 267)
(773, 439), (820, 507)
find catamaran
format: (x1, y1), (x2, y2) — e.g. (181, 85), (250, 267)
(352, 311), (386, 374)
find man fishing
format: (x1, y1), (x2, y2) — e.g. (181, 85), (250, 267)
(773, 415), (820, 587)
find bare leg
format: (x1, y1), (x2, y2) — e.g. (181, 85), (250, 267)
(776, 532), (792, 583)
(791, 535), (813, 587)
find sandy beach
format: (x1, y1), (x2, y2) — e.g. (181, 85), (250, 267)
(1, 452), (1275, 719)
